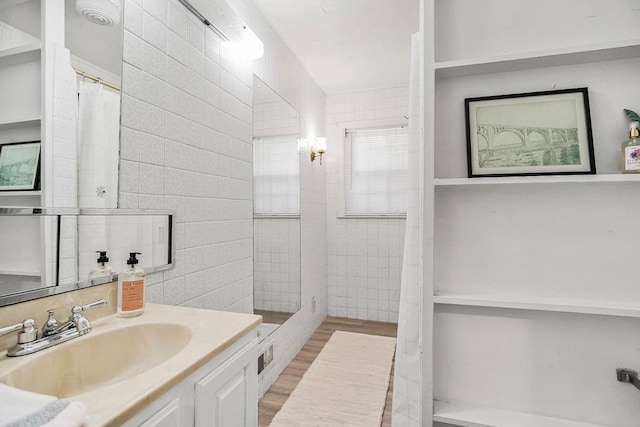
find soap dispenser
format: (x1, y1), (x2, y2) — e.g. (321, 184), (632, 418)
(117, 252), (145, 318)
(88, 251), (116, 282)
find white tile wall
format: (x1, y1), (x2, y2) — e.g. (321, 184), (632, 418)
(120, 0), (254, 313)
(326, 86), (409, 323)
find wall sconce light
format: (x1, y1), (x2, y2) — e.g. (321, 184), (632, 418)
(310, 137), (327, 164)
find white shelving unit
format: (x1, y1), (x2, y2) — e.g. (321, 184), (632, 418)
(427, 2), (640, 426)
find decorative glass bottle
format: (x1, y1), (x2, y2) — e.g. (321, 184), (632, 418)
(621, 121), (640, 174)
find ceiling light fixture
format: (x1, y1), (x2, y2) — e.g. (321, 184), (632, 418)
(178, 0), (264, 60)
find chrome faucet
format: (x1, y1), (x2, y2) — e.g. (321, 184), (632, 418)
(0, 299), (107, 357)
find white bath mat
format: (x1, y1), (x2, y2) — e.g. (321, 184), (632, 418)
(269, 331), (396, 426)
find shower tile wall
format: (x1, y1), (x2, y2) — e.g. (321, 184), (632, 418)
(119, 0), (254, 312)
(326, 86), (409, 323)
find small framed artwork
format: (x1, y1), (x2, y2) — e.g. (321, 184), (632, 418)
(0, 141), (41, 191)
(465, 88), (595, 178)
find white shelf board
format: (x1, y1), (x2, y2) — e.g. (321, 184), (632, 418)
(0, 269), (40, 277)
(0, 191), (41, 197)
(435, 39), (640, 79)
(434, 401), (604, 427)
(0, 43), (41, 67)
(434, 174), (640, 187)
(433, 294), (640, 318)
(0, 117), (41, 131)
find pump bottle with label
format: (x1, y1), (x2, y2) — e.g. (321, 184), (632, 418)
(88, 251), (116, 282)
(117, 252), (145, 318)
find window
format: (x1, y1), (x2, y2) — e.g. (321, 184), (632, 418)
(344, 126), (408, 215)
(253, 135), (299, 215)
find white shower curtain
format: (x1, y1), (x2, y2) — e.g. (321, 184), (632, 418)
(392, 32), (423, 426)
(76, 80), (120, 209)
(76, 80), (120, 279)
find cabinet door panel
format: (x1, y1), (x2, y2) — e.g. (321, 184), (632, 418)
(195, 344), (257, 427)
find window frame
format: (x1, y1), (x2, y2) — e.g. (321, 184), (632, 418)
(337, 119), (409, 219)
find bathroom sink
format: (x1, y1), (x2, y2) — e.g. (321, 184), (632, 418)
(0, 322), (191, 398)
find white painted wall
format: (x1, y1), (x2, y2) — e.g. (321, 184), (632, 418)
(325, 87), (409, 322)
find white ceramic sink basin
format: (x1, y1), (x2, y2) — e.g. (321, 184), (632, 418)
(0, 322), (191, 398)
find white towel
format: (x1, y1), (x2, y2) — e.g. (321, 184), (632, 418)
(0, 384), (87, 427)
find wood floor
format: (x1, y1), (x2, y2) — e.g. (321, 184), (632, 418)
(258, 316), (398, 427)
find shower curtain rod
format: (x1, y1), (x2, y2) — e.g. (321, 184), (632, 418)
(75, 69), (121, 91)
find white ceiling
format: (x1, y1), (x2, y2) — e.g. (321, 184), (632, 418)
(250, 0), (420, 95)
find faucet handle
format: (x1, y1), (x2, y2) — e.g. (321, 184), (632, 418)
(73, 298), (108, 314)
(70, 299), (108, 335)
(0, 319), (38, 344)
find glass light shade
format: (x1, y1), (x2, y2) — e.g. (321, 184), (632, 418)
(315, 137), (327, 153)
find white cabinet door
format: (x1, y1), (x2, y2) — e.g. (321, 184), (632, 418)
(195, 342), (257, 427)
(138, 398), (181, 427)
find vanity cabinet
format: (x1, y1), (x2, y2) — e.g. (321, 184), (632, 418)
(425, 1), (640, 426)
(123, 329), (258, 427)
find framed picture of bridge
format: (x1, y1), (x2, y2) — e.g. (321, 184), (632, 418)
(465, 88), (595, 178)
(0, 141), (41, 191)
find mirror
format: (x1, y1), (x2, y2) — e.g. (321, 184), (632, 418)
(0, 214), (59, 296)
(65, 0), (122, 209)
(0, 0), (134, 306)
(252, 76), (301, 337)
(0, 207), (173, 307)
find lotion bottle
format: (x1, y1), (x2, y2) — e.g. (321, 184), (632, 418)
(88, 251), (116, 282)
(117, 252), (145, 318)
(621, 121), (640, 173)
